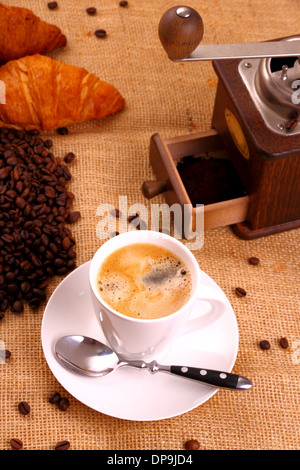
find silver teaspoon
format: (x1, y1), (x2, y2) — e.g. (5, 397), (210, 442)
(54, 335), (252, 390)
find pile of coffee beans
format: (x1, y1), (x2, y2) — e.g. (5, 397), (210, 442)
(0, 128), (80, 318)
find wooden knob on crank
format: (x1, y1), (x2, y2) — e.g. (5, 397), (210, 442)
(158, 5), (204, 60)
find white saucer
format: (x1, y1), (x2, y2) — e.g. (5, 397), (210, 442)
(41, 261), (239, 421)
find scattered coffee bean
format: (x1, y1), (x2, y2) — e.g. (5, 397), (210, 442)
(235, 287), (247, 297)
(5, 349), (11, 359)
(56, 127), (69, 135)
(279, 337), (289, 349)
(286, 118), (298, 131)
(248, 257), (259, 265)
(0, 349), (11, 360)
(86, 7), (97, 15)
(18, 401), (30, 415)
(95, 29), (107, 38)
(64, 152), (75, 164)
(119, 1), (128, 6)
(58, 397), (70, 411)
(185, 439), (200, 450)
(49, 391), (61, 404)
(10, 438), (23, 450)
(47, 1), (58, 9)
(0, 128), (78, 319)
(111, 208), (121, 218)
(128, 213), (139, 223)
(259, 340), (270, 350)
(159, 228), (170, 235)
(55, 440), (70, 450)
(136, 220), (147, 230)
(112, 231), (119, 237)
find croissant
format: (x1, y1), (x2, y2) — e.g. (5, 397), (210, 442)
(0, 3), (66, 65)
(0, 54), (125, 131)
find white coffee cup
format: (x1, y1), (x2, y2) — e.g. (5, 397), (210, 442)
(89, 230), (226, 362)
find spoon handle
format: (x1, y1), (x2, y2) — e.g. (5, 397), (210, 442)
(168, 365), (252, 390)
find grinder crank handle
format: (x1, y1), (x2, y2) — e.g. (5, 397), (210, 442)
(158, 5), (300, 61)
(139, 361), (253, 390)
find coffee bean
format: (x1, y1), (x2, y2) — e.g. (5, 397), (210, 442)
(10, 438), (23, 450)
(58, 397), (70, 411)
(5, 349), (11, 359)
(4, 149), (15, 159)
(56, 127), (69, 135)
(28, 298), (41, 310)
(47, 2), (58, 10)
(6, 189), (17, 199)
(44, 186), (57, 198)
(11, 301), (24, 314)
(20, 260), (31, 271)
(2, 233), (14, 243)
(15, 180), (24, 193)
(6, 272), (15, 282)
(279, 337), (289, 349)
(95, 29), (107, 38)
(55, 440), (70, 450)
(286, 118), (298, 131)
(0, 167), (9, 179)
(136, 220), (147, 230)
(128, 213), (139, 223)
(62, 236), (71, 250)
(248, 257), (259, 265)
(0, 349), (11, 360)
(235, 287), (247, 297)
(54, 258), (64, 268)
(185, 439), (200, 450)
(160, 228), (171, 235)
(44, 139), (53, 149)
(15, 196), (26, 209)
(20, 282), (31, 294)
(259, 340), (270, 350)
(119, 1), (128, 6)
(18, 401), (30, 415)
(7, 284), (19, 296)
(49, 391), (61, 404)
(68, 211), (81, 223)
(86, 7), (97, 15)
(64, 152), (75, 164)
(111, 208), (122, 218)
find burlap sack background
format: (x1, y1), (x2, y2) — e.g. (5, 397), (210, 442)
(0, 0), (299, 450)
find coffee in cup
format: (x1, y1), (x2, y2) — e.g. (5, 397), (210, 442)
(96, 243), (192, 320)
(90, 230), (226, 361)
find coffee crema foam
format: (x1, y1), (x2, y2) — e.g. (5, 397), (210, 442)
(96, 243), (192, 319)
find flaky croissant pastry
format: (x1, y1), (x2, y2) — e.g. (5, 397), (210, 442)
(0, 54), (125, 131)
(0, 3), (66, 64)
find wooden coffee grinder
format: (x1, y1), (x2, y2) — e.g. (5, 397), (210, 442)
(142, 5), (300, 239)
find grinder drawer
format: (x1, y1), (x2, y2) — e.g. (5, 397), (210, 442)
(142, 129), (249, 233)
